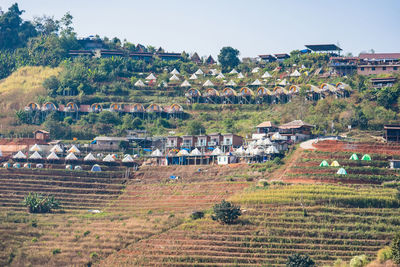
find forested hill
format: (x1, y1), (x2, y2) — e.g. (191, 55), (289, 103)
(0, 3), (399, 141)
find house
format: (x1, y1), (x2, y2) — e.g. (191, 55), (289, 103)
(208, 133), (223, 146)
(329, 56), (358, 76)
(129, 52), (153, 62)
(258, 54), (276, 63)
(34, 130), (50, 141)
(77, 37), (103, 50)
(370, 77), (397, 88)
(91, 136), (128, 151)
(181, 136), (197, 149)
(384, 124), (400, 142)
(279, 120), (314, 141)
(253, 121), (278, 139)
(196, 135), (210, 148)
(357, 53), (400, 75)
(205, 55), (216, 65)
(157, 53), (182, 61)
(191, 52), (202, 64)
(166, 136), (182, 148)
(221, 134), (243, 151)
(99, 50), (125, 58)
(217, 155), (237, 165)
(274, 53), (290, 62)
(68, 50), (94, 58)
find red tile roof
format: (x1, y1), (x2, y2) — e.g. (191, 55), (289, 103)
(256, 121), (277, 128)
(279, 120), (314, 129)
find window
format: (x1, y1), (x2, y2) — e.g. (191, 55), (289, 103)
(383, 67), (386, 70)
(372, 67), (376, 71)
(360, 67), (364, 71)
(394, 66), (398, 70)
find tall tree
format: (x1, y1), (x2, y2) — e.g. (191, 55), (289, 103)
(218, 46), (240, 72)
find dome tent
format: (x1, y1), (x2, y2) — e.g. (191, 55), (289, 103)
(337, 168), (347, 175)
(361, 154), (371, 161)
(349, 153), (359, 160)
(331, 160), (340, 167)
(91, 164), (102, 172)
(319, 160), (329, 167)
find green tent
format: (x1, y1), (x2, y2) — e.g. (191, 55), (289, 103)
(349, 153), (359, 160)
(337, 168), (347, 175)
(361, 154), (371, 161)
(319, 160), (329, 167)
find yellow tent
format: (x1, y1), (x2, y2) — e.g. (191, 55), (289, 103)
(331, 160), (340, 167)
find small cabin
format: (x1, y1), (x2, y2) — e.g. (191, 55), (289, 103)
(166, 136), (182, 149)
(384, 125), (400, 142)
(34, 130), (50, 141)
(389, 160), (400, 169)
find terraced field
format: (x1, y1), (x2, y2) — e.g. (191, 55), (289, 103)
(102, 184), (400, 266)
(0, 164), (252, 266)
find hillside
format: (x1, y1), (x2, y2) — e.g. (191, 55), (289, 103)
(0, 66), (61, 112)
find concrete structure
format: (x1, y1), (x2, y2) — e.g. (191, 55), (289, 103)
(279, 120), (314, 141)
(357, 53), (400, 75)
(370, 77), (397, 88)
(34, 130), (50, 141)
(91, 136), (128, 151)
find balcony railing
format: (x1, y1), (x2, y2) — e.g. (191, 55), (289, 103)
(166, 143), (177, 148)
(222, 141), (232, 145)
(196, 142), (207, 147)
(180, 143), (192, 147)
(208, 141), (218, 146)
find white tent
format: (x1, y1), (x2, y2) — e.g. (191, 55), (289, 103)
(211, 147), (223, 156)
(180, 80), (191, 87)
(158, 81), (168, 87)
(190, 148), (202, 156)
(252, 67), (260, 73)
(50, 144), (63, 153)
(13, 151), (27, 159)
(189, 73), (198, 80)
(65, 152), (78, 160)
(151, 149), (163, 157)
(29, 151), (42, 160)
(203, 80), (214, 87)
(216, 73), (225, 79)
(30, 144), (42, 152)
(262, 138), (273, 146)
(290, 70), (301, 77)
(170, 68), (180, 75)
(195, 69), (204, 75)
(84, 153), (96, 161)
(68, 145), (80, 154)
(47, 152), (59, 160)
(210, 69), (219, 76)
(103, 154), (115, 162)
(235, 146), (245, 156)
(262, 71), (272, 78)
(237, 72), (244, 79)
(177, 149), (189, 156)
(145, 73), (156, 80)
(122, 154), (134, 162)
(271, 132), (286, 141)
(278, 79), (288, 86)
(266, 146), (279, 154)
(134, 79), (145, 87)
(170, 74), (180, 81)
(226, 80), (237, 86)
(252, 147), (264, 155)
(229, 69), (238, 74)
(251, 79), (262, 86)
(245, 147), (252, 155)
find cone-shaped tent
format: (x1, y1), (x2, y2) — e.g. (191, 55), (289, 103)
(337, 168), (347, 175)
(91, 164), (102, 172)
(180, 80), (191, 87)
(134, 79), (145, 87)
(190, 148), (202, 156)
(361, 154), (371, 161)
(252, 67), (260, 73)
(319, 160), (329, 167)
(65, 152), (78, 161)
(331, 160), (340, 167)
(349, 154), (359, 160)
(266, 146), (279, 154)
(271, 132), (285, 141)
(30, 144), (42, 152)
(50, 144), (63, 153)
(235, 146), (245, 156)
(226, 80), (237, 86)
(262, 71), (271, 78)
(171, 68), (180, 75)
(195, 69), (203, 75)
(203, 80), (214, 87)
(170, 74), (180, 81)
(29, 151), (42, 160)
(84, 153), (96, 161)
(216, 73), (225, 79)
(189, 73), (198, 80)
(251, 79), (262, 86)
(177, 149), (189, 156)
(211, 147), (223, 156)
(13, 151), (27, 159)
(151, 149), (163, 157)
(237, 72), (244, 79)
(103, 154), (115, 162)
(145, 73), (156, 80)
(229, 69), (238, 74)
(47, 152), (59, 160)
(68, 145), (80, 154)
(290, 70), (301, 77)
(122, 154), (134, 162)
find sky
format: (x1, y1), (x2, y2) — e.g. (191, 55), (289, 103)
(1, 0), (400, 59)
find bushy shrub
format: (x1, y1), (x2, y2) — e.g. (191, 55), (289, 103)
(349, 255), (368, 267)
(286, 253), (315, 267)
(377, 246), (392, 263)
(190, 211), (204, 220)
(391, 232), (400, 264)
(211, 200), (241, 224)
(23, 192), (60, 213)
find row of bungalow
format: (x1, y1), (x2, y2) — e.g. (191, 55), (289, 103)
(25, 102), (185, 119)
(185, 82), (351, 104)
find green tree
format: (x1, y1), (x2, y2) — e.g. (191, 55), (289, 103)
(391, 232), (400, 264)
(218, 46), (240, 72)
(286, 253), (315, 267)
(211, 200), (241, 224)
(22, 192), (60, 213)
(377, 85), (400, 110)
(98, 111), (121, 125)
(43, 75), (60, 96)
(187, 121), (205, 135)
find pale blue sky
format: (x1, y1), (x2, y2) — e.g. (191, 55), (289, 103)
(2, 0), (400, 58)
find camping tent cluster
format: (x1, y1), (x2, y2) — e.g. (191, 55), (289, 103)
(319, 154), (372, 176)
(185, 82), (351, 104)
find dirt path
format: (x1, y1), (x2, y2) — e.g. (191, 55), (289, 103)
(269, 147), (304, 182)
